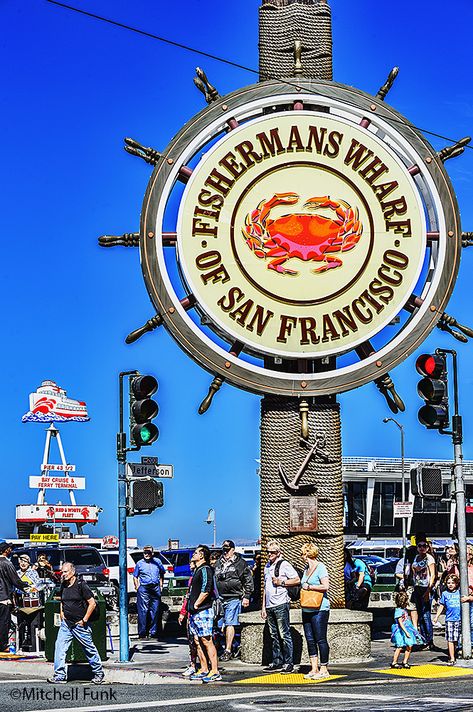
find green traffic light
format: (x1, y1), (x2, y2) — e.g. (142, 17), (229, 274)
(140, 426), (152, 443)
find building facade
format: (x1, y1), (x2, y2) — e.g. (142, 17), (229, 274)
(343, 457), (473, 542)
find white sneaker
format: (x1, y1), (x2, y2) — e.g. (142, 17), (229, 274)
(182, 665), (196, 678)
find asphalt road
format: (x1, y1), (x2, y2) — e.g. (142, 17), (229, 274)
(2, 671), (473, 712)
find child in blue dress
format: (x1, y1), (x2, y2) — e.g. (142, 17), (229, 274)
(433, 574), (461, 665)
(391, 590), (422, 668)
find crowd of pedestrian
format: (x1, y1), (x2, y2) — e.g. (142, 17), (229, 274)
(2, 533), (473, 684)
(388, 532), (473, 668)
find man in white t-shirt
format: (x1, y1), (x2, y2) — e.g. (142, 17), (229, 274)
(261, 539), (300, 673)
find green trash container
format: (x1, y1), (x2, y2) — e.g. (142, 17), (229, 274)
(44, 586), (107, 662)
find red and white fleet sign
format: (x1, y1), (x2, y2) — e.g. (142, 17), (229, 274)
(16, 504), (99, 524)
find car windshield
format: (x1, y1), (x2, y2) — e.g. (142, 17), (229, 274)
(65, 549), (103, 566)
(103, 553), (119, 567)
(17, 549), (62, 568)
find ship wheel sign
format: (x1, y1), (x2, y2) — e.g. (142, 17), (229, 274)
(100, 74), (472, 410)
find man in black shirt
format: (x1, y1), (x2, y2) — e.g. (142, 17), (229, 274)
(187, 545), (221, 683)
(0, 543), (29, 651)
(48, 562), (104, 684)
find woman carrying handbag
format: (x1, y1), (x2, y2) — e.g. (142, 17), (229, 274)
(300, 543), (330, 680)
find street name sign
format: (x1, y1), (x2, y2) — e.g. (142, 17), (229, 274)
(127, 463), (174, 478)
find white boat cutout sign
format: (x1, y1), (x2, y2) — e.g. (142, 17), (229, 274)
(22, 380), (90, 422)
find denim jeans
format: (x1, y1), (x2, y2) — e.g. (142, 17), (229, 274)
(412, 586), (433, 645)
(266, 603), (293, 666)
(54, 620), (103, 680)
(302, 609), (330, 665)
(137, 584), (161, 637)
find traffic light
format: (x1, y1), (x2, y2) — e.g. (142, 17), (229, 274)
(129, 374), (159, 447)
(410, 465), (443, 498)
(415, 353), (449, 430)
(127, 477), (164, 516)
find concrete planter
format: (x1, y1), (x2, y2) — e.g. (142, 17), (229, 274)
(240, 608), (372, 665)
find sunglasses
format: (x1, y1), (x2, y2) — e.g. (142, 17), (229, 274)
(267, 550), (278, 554)
(417, 543), (428, 548)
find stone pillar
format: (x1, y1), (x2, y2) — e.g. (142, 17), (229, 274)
(239, 1), (373, 663)
(260, 396), (345, 607)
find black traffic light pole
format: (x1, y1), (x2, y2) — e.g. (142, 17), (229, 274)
(117, 369), (139, 663)
(437, 349), (471, 659)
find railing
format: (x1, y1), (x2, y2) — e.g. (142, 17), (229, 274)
(342, 456), (473, 477)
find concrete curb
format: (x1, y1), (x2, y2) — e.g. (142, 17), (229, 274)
(0, 659), (181, 685)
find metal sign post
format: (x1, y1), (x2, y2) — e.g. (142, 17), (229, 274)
(116, 370), (138, 664)
(438, 349), (471, 659)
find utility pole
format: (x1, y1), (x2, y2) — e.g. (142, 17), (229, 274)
(117, 370), (138, 663)
(383, 417), (407, 558)
(439, 350), (471, 659)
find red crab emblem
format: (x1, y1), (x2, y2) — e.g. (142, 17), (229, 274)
(242, 192), (363, 275)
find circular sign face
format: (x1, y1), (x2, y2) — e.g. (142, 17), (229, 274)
(139, 79), (461, 397)
(177, 112), (426, 358)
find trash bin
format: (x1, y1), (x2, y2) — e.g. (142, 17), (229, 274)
(44, 586), (107, 662)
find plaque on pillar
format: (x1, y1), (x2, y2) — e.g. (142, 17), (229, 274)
(289, 496), (318, 532)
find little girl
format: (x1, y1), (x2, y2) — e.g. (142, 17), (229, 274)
(391, 590), (422, 668)
(433, 574), (461, 665)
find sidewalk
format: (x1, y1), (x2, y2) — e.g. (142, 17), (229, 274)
(1, 628), (473, 685)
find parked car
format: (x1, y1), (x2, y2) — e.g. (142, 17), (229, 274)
(159, 548), (194, 578)
(100, 549), (136, 596)
(372, 559), (398, 590)
(128, 549), (174, 581)
(354, 555), (389, 586)
(160, 547), (225, 578)
(11, 545), (110, 586)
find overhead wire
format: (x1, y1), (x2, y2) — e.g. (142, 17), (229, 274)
(45, 0), (472, 152)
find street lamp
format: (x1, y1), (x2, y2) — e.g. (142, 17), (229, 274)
(383, 417), (407, 557)
(205, 508), (217, 548)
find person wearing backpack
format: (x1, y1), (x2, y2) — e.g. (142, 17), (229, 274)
(300, 543), (331, 679)
(214, 539), (254, 662)
(343, 548), (372, 611)
(48, 562), (104, 685)
(261, 539), (300, 673)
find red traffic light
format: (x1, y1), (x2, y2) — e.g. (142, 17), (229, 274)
(415, 354), (444, 378)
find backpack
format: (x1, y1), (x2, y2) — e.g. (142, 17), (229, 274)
(274, 560), (301, 602)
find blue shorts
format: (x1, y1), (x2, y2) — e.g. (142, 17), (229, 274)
(189, 608), (214, 638)
(221, 598), (242, 627)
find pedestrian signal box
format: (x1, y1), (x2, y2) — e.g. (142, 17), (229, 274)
(411, 465), (443, 499)
(127, 478), (163, 516)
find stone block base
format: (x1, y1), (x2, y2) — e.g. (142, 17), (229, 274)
(240, 608), (372, 665)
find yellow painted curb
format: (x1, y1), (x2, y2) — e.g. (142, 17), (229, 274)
(377, 663), (473, 679)
(235, 672), (345, 685)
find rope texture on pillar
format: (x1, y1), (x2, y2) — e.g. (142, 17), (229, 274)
(260, 396), (344, 608)
(259, 0), (333, 81)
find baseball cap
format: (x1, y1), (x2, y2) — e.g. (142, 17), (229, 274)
(0, 542), (13, 554)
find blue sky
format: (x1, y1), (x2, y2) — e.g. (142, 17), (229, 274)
(2, 0), (473, 547)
